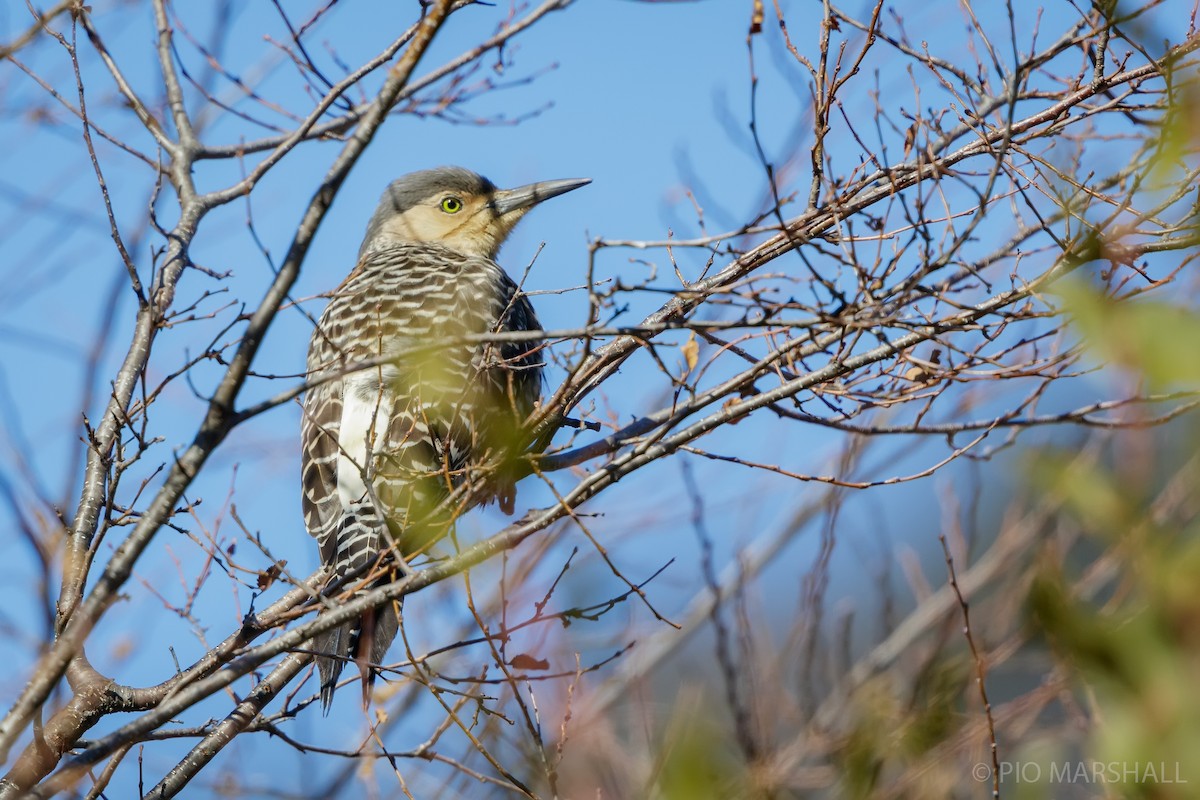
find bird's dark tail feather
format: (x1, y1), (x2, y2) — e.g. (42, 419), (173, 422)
(314, 500), (402, 712)
(315, 601), (398, 713)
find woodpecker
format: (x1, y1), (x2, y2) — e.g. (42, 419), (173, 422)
(299, 166), (588, 709)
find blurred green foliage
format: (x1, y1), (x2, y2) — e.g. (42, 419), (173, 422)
(651, 700), (745, 800)
(1056, 278), (1200, 390)
(1021, 278), (1200, 798)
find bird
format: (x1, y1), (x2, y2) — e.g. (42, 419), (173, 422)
(300, 166), (589, 710)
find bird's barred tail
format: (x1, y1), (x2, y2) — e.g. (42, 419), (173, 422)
(314, 502), (399, 712)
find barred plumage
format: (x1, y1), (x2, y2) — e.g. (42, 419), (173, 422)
(300, 167), (587, 709)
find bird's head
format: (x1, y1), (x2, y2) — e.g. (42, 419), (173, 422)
(359, 166), (590, 260)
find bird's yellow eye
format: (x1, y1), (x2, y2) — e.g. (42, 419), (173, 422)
(440, 197), (463, 214)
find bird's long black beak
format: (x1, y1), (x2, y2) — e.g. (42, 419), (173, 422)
(493, 177), (591, 216)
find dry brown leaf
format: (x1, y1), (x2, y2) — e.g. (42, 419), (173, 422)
(509, 653), (550, 671)
(257, 560), (285, 591)
(681, 333), (700, 373)
(722, 396), (745, 424)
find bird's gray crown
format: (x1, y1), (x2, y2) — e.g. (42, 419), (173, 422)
(379, 166), (497, 213)
(360, 166), (496, 256)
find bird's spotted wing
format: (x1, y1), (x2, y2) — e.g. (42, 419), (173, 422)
(490, 272), (544, 420)
(300, 333), (345, 565)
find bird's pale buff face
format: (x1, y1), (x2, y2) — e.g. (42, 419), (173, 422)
(373, 188), (525, 261)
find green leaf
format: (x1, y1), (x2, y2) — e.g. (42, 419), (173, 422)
(1055, 279), (1200, 388)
